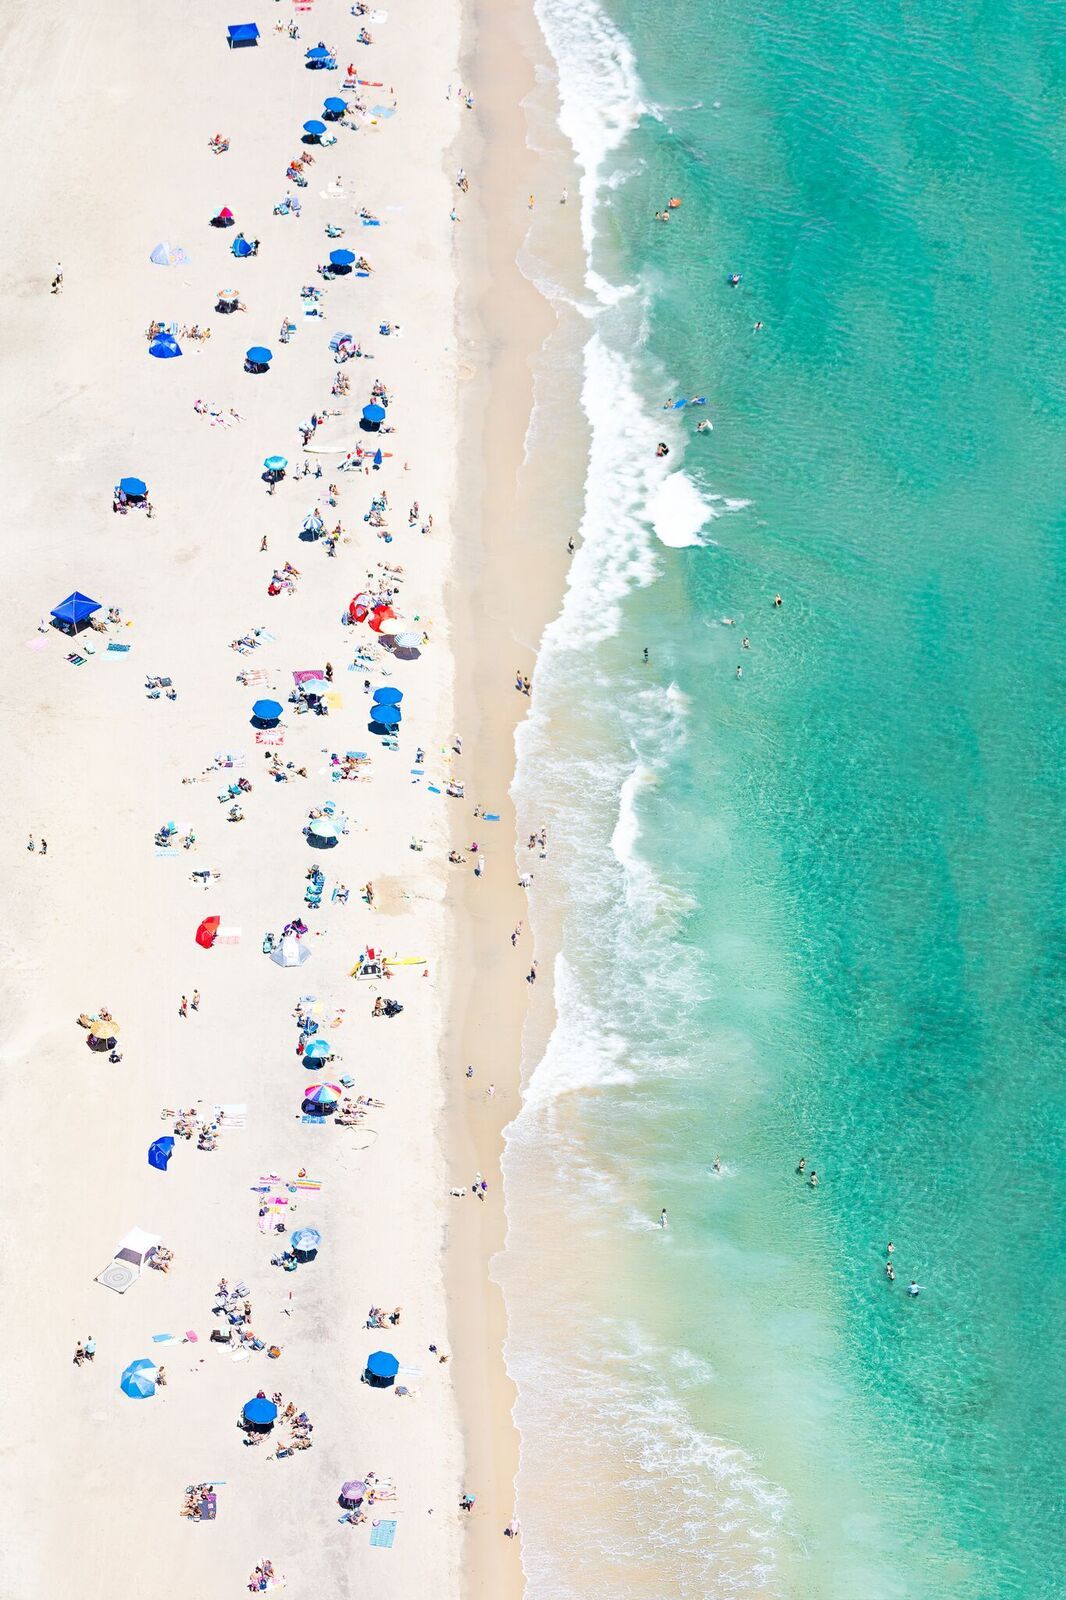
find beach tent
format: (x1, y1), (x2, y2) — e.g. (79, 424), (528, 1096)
(272, 935), (311, 968)
(149, 242), (189, 267)
(242, 1397), (278, 1430)
(50, 591), (101, 633)
(121, 1359), (158, 1399)
(95, 1227), (161, 1293)
(148, 1135), (175, 1173)
(149, 332), (182, 359)
(227, 22), (260, 47)
(364, 1350), (399, 1387)
(232, 235), (255, 258)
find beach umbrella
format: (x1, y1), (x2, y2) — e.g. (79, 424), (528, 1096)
(263, 456), (288, 473)
(330, 248), (356, 267)
(302, 1083), (339, 1106)
(373, 448), (383, 468)
(303, 119), (327, 138)
(87, 1020), (119, 1050)
(271, 935), (311, 967)
(368, 605), (395, 632)
(252, 699), (283, 725)
(195, 915), (220, 949)
(372, 687), (403, 704)
(301, 678), (327, 698)
(339, 1480), (366, 1507)
(246, 345), (273, 366)
(393, 631), (422, 649)
(307, 817), (341, 845)
(303, 1038), (331, 1060)
(361, 402), (386, 423)
(211, 207), (235, 228)
(365, 1350), (399, 1384)
(324, 96), (348, 117)
(150, 242), (189, 267)
(371, 704), (401, 725)
(148, 1136), (175, 1172)
(118, 477), (148, 499)
(242, 1397), (278, 1428)
(149, 333), (182, 359)
(306, 44), (330, 59)
(120, 1359), (157, 1399)
(291, 1226), (322, 1261)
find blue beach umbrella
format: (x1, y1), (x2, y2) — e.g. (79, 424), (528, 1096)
(246, 346), (273, 365)
(306, 44), (330, 59)
(373, 449), (383, 467)
(323, 96), (348, 116)
(118, 477), (148, 498)
(303, 119), (327, 137)
(148, 1135), (175, 1172)
(366, 1350), (399, 1380)
(291, 1227), (323, 1252)
(252, 698), (283, 723)
(263, 455), (287, 473)
(361, 403), (386, 424)
(304, 1038), (330, 1060)
(372, 687), (403, 704)
(371, 704), (401, 726)
(243, 1397), (278, 1427)
(149, 333), (182, 359)
(330, 248), (356, 268)
(121, 1359), (158, 1399)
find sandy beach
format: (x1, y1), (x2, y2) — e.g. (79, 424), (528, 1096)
(0, 0), (552, 1592)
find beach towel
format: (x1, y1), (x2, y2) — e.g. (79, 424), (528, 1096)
(106, 642), (131, 653)
(483, 812), (501, 821)
(301, 1115), (331, 1125)
(369, 1520), (397, 1548)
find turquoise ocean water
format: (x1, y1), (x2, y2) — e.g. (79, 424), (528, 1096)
(500, 0), (1066, 1595)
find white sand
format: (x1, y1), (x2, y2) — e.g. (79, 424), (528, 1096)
(0, 0), (471, 1594)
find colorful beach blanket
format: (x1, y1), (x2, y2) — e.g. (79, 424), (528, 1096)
(369, 1520), (397, 1548)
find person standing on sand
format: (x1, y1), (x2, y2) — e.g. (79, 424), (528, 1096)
(27, 835), (34, 852)
(179, 995), (188, 1018)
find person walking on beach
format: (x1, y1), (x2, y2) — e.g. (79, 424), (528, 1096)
(526, 961), (537, 985)
(27, 835), (34, 852)
(511, 922), (522, 946)
(179, 995), (188, 1018)
(41, 839), (48, 855)
(191, 990), (200, 1012)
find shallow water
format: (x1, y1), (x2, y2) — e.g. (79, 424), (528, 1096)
(502, 0), (1066, 1593)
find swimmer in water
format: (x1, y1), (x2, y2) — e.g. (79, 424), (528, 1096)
(809, 1171), (819, 1188)
(774, 594), (783, 607)
(696, 419), (713, 434)
(655, 442), (669, 458)
(796, 1158), (806, 1174)
(659, 1208), (668, 1229)
(908, 1280), (921, 1297)
(713, 1155), (721, 1173)
(885, 1261), (895, 1281)
(728, 273), (741, 287)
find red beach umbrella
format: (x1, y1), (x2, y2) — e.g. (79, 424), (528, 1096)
(368, 606), (395, 633)
(195, 915), (220, 949)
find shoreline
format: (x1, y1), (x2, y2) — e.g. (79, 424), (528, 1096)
(445, 0), (590, 1593)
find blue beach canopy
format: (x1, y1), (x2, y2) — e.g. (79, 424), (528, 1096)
(323, 96), (347, 114)
(118, 477), (147, 498)
(148, 1135), (175, 1172)
(149, 333), (182, 359)
(329, 331), (353, 351)
(50, 592), (101, 626)
(243, 1397), (278, 1425)
(121, 1359), (157, 1399)
(372, 687), (403, 704)
(232, 236), (254, 258)
(366, 1351), (399, 1379)
(303, 119), (327, 136)
(361, 403), (386, 423)
(252, 698), (283, 722)
(330, 249), (356, 267)
(246, 346), (273, 365)
(306, 45), (330, 59)
(227, 22), (260, 45)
